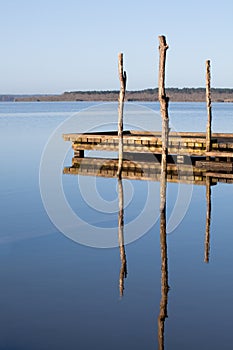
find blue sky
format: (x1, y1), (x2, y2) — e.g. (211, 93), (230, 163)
(0, 0), (232, 93)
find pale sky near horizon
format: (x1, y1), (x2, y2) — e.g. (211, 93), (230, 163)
(0, 0), (232, 94)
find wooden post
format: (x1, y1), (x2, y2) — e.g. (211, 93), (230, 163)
(117, 53), (127, 177)
(118, 177), (127, 297)
(206, 60), (212, 153)
(73, 150), (84, 158)
(158, 35), (169, 212)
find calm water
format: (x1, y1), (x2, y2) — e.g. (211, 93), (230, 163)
(0, 101), (233, 349)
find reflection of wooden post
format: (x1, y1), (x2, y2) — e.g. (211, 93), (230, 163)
(205, 176), (211, 263)
(117, 53), (127, 177)
(206, 60), (212, 153)
(118, 177), (127, 297)
(158, 164), (169, 350)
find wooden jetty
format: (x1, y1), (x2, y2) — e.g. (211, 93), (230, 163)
(63, 130), (233, 158)
(63, 130), (233, 182)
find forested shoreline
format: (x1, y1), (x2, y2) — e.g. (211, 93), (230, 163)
(1, 88), (233, 102)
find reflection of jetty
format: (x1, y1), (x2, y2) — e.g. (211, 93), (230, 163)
(63, 156), (233, 186)
(63, 130), (233, 159)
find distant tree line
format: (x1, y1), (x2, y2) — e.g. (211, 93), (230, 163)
(11, 88), (233, 102)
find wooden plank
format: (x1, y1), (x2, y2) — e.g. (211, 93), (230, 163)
(206, 172), (233, 179)
(206, 151), (233, 157)
(129, 131), (233, 138)
(63, 131), (233, 139)
(196, 160), (233, 171)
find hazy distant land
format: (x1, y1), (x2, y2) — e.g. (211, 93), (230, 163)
(2, 88), (233, 103)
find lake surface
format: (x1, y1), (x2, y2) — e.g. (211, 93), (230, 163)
(0, 101), (233, 349)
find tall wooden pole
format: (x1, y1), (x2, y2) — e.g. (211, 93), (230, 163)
(206, 60), (212, 153)
(158, 35), (169, 212)
(117, 53), (127, 177)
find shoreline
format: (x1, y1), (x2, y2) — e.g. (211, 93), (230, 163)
(1, 88), (233, 103)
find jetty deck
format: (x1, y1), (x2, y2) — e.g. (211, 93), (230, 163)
(63, 131), (233, 158)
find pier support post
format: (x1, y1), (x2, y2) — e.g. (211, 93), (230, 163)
(206, 60), (212, 153)
(73, 149), (84, 158)
(158, 35), (169, 211)
(117, 53), (127, 177)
